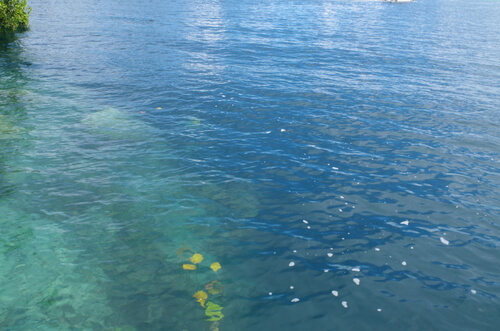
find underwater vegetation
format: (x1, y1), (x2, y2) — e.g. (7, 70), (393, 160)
(178, 246), (225, 330)
(0, 114), (22, 139)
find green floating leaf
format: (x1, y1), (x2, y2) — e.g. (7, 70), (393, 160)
(205, 301), (224, 322)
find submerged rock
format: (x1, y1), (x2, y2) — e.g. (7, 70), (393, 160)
(82, 107), (152, 139)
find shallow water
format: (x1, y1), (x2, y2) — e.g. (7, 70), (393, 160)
(1, 0), (500, 330)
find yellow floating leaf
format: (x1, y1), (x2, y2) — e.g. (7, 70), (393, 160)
(193, 291), (208, 307)
(205, 301), (224, 322)
(189, 253), (204, 264)
(182, 264), (197, 270)
(210, 262), (222, 272)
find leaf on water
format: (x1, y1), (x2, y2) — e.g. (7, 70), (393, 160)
(176, 245), (193, 257)
(205, 302), (224, 321)
(182, 264), (197, 270)
(210, 262), (222, 272)
(193, 291), (208, 307)
(205, 281), (224, 295)
(190, 253), (204, 264)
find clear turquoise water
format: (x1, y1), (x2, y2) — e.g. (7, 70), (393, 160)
(1, 0), (500, 330)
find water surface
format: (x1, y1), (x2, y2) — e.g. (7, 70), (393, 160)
(1, 0), (500, 330)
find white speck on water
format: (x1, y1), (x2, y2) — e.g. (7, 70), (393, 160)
(269, 292), (272, 296)
(353, 278), (360, 285)
(471, 289), (477, 294)
(265, 131), (271, 134)
(342, 301), (348, 308)
(327, 253), (333, 257)
(289, 262), (295, 267)
(280, 129), (286, 132)
(290, 286), (294, 289)
(352, 267), (360, 272)
(339, 209), (343, 212)
(440, 237), (450, 245)
(331, 290), (339, 296)
(410, 246), (414, 250)
(377, 308), (382, 312)
(340, 196), (345, 199)
(307, 226), (311, 229)
(293, 250), (297, 253)
(324, 269), (329, 272)
(375, 248), (380, 251)
(291, 298), (300, 303)
(401, 220), (409, 225)
(402, 261), (407, 266)
(302, 220), (309, 224)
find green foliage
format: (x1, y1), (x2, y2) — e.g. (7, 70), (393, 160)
(0, 0), (31, 32)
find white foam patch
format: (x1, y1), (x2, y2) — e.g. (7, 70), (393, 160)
(377, 308), (382, 312)
(342, 301), (348, 308)
(331, 290), (339, 297)
(440, 237), (450, 245)
(289, 262), (295, 267)
(375, 248), (380, 251)
(353, 278), (360, 285)
(400, 220), (409, 225)
(302, 220), (309, 224)
(471, 289), (477, 294)
(269, 292), (272, 295)
(291, 298), (300, 303)
(327, 253), (333, 257)
(352, 267), (360, 272)
(402, 261), (407, 266)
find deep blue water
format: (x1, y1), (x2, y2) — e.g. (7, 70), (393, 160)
(1, 0), (500, 330)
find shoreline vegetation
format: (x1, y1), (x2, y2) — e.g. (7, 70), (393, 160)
(0, 0), (31, 32)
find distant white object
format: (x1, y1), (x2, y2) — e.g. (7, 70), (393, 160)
(440, 237), (450, 245)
